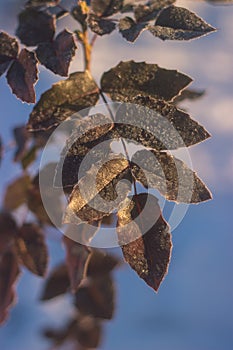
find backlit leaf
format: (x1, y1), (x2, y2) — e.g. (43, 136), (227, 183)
(7, 49), (38, 103)
(117, 193), (172, 292)
(88, 14), (116, 35)
(91, 0), (123, 17)
(36, 29), (77, 76)
(16, 8), (56, 46)
(4, 175), (31, 211)
(16, 223), (48, 276)
(101, 61), (192, 102)
(131, 149), (212, 203)
(119, 17), (146, 42)
(148, 5), (216, 40)
(0, 32), (19, 77)
(64, 157), (131, 224)
(27, 71), (99, 131)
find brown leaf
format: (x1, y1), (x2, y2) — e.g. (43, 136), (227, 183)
(74, 274), (115, 320)
(64, 157), (131, 224)
(134, 1), (175, 22)
(16, 223), (48, 276)
(101, 61), (192, 102)
(131, 149), (212, 203)
(88, 14), (116, 35)
(87, 249), (119, 277)
(7, 49), (38, 103)
(117, 193), (172, 292)
(119, 17), (146, 42)
(0, 251), (20, 325)
(63, 232), (92, 292)
(40, 263), (69, 300)
(16, 8), (56, 46)
(55, 114), (113, 188)
(112, 97), (210, 149)
(0, 213), (18, 255)
(0, 32), (19, 77)
(36, 29), (77, 76)
(91, 0), (123, 17)
(13, 126), (30, 162)
(173, 88), (205, 104)
(27, 71), (99, 131)
(148, 5), (216, 41)
(4, 175), (31, 211)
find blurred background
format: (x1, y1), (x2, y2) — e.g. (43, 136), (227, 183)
(0, 0), (232, 349)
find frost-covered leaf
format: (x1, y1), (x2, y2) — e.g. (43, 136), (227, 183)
(0, 32), (19, 77)
(74, 274), (115, 319)
(91, 0), (123, 17)
(4, 175), (31, 211)
(0, 251), (20, 325)
(109, 98), (210, 150)
(148, 5), (216, 40)
(27, 71), (99, 131)
(16, 8), (56, 46)
(131, 149), (212, 203)
(55, 114), (113, 188)
(101, 61), (192, 102)
(64, 157), (131, 224)
(40, 263), (69, 300)
(88, 14), (116, 35)
(117, 193), (172, 292)
(119, 17), (146, 42)
(7, 49), (38, 103)
(16, 223), (48, 276)
(36, 29), (77, 76)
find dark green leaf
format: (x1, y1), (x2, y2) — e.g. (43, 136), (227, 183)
(6, 49), (38, 103)
(117, 193), (172, 292)
(16, 8), (56, 46)
(27, 71), (99, 131)
(131, 149), (212, 203)
(88, 14), (116, 35)
(0, 32), (19, 77)
(16, 223), (48, 276)
(101, 60), (192, 102)
(36, 29), (77, 76)
(119, 17), (146, 42)
(148, 5), (216, 40)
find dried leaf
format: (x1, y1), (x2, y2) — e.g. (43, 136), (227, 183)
(0, 32), (19, 77)
(16, 223), (48, 276)
(36, 29), (77, 76)
(148, 5), (216, 40)
(4, 175), (31, 211)
(110, 98), (210, 150)
(7, 49), (38, 103)
(16, 8), (56, 46)
(134, 0), (176, 22)
(117, 193), (172, 292)
(88, 14), (116, 35)
(40, 263), (69, 300)
(0, 251), (20, 325)
(87, 250), (119, 277)
(0, 213), (17, 255)
(119, 17), (146, 42)
(64, 157), (131, 224)
(27, 71), (99, 131)
(63, 233), (92, 292)
(131, 149), (212, 203)
(13, 126), (30, 162)
(101, 61), (192, 102)
(21, 145), (37, 169)
(173, 88), (205, 104)
(91, 0), (123, 17)
(75, 274), (115, 319)
(55, 114), (113, 188)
